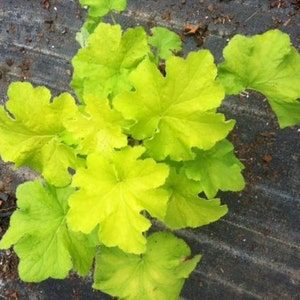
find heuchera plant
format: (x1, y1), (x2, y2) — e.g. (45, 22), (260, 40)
(1, 1), (300, 299)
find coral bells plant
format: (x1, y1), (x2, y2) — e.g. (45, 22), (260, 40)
(1, 1), (300, 299)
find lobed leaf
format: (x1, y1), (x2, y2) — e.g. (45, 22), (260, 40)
(218, 29), (300, 128)
(114, 51), (234, 161)
(163, 168), (228, 229)
(93, 231), (201, 300)
(0, 82), (82, 186)
(0, 181), (96, 282)
(71, 23), (150, 100)
(79, 0), (127, 18)
(184, 139), (245, 198)
(64, 95), (127, 155)
(67, 146), (170, 254)
(149, 27), (182, 60)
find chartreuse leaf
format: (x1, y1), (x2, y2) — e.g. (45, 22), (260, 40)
(93, 231), (201, 300)
(218, 29), (300, 128)
(184, 139), (245, 199)
(64, 95), (127, 155)
(114, 51), (235, 161)
(67, 146), (170, 254)
(0, 181), (96, 282)
(71, 23), (150, 100)
(77, 0), (128, 46)
(149, 27), (182, 60)
(79, 0), (127, 18)
(163, 168), (227, 229)
(0, 82), (82, 186)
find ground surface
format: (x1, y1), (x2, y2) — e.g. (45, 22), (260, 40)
(0, 0), (300, 299)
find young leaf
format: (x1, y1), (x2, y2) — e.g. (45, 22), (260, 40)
(71, 23), (150, 100)
(0, 82), (82, 187)
(184, 139), (245, 198)
(93, 231), (201, 300)
(64, 95), (127, 155)
(67, 146), (170, 254)
(114, 51), (235, 161)
(79, 0), (127, 18)
(76, 15), (101, 47)
(163, 168), (228, 229)
(0, 181), (96, 282)
(149, 27), (182, 60)
(218, 29), (300, 128)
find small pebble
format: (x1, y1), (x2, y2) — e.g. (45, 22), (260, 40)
(0, 192), (9, 202)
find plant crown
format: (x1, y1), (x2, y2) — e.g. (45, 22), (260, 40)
(0, 0), (300, 299)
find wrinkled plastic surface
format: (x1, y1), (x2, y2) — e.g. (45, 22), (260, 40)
(0, 1), (299, 299)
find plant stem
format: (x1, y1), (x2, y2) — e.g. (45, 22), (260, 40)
(110, 13), (116, 25)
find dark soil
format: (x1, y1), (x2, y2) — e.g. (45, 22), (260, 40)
(1, 1), (300, 299)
